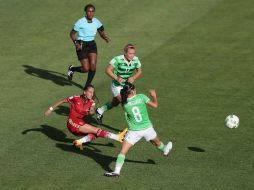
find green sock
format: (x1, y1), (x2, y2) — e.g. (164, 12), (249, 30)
(158, 142), (165, 152)
(101, 102), (113, 113)
(115, 153), (125, 174)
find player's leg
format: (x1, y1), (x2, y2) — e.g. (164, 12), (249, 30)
(73, 134), (97, 150)
(144, 126), (173, 156)
(150, 137), (172, 156)
(105, 130), (140, 177)
(84, 52), (97, 87)
(68, 42), (90, 80)
(96, 95), (121, 124)
(104, 140), (133, 177)
(78, 124), (127, 142)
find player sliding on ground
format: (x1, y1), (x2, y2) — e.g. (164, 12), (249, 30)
(104, 83), (173, 177)
(44, 84), (127, 150)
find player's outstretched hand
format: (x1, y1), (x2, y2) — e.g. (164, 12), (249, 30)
(104, 36), (110, 43)
(44, 109), (52, 117)
(149, 89), (156, 98)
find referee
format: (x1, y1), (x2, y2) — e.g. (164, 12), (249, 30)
(68, 4), (110, 88)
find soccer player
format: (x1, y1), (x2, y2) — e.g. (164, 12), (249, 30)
(68, 4), (110, 88)
(96, 44), (142, 123)
(44, 84), (127, 150)
(104, 83), (173, 177)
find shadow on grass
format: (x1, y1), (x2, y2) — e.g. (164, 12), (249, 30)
(22, 125), (116, 152)
(23, 65), (83, 89)
(187, 147), (206, 152)
(56, 143), (156, 171)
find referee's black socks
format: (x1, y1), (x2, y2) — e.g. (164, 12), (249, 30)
(85, 70), (96, 88)
(71, 66), (83, 72)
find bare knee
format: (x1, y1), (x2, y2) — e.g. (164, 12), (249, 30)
(150, 137), (160, 147)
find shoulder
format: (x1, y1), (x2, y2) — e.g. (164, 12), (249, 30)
(93, 17), (100, 22)
(116, 55), (124, 60)
(67, 95), (80, 101)
(138, 94), (149, 102)
(110, 55), (123, 65)
(133, 56), (140, 62)
(75, 17), (86, 24)
(93, 17), (102, 25)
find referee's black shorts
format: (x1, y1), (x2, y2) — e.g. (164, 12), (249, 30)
(76, 40), (97, 60)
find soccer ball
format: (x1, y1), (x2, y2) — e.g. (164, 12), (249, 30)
(225, 115), (239, 129)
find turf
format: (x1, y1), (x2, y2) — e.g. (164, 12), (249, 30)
(0, 0), (253, 189)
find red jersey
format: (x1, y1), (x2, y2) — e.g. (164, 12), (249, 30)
(67, 95), (95, 120)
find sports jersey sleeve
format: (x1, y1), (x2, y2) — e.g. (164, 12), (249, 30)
(141, 94), (150, 104)
(109, 57), (118, 68)
(73, 19), (82, 32)
(67, 96), (74, 103)
(136, 57), (142, 68)
(94, 18), (103, 29)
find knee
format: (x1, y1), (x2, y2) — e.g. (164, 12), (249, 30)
(90, 63), (96, 71)
(82, 65), (89, 73)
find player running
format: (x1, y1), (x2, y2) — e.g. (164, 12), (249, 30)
(104, 83), (173, 177)
(68, 4), (110, 88)
(96, 44), (142, 124)
(44, 84), (127, 150)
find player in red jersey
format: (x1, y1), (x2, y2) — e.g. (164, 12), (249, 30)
(44, 84), (127, 150)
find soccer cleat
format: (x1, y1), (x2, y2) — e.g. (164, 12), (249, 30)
(67, 65), (74, 80)
(73, 139), (83, 150)
(104, 172), (120, 177)
(95, 108), (103, 124)
(118, 128), (128, 143)
(163, 141), (173, 156)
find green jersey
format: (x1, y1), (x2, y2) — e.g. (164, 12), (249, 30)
(123, 94), (152, 131)
(109, 55), (141, 86)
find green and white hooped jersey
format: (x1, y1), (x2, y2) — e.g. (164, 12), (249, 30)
(109, 55), (141, 87)
(124, 94), (152, 131)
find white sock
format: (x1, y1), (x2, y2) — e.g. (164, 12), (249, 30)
(106, 132), (118, 141)
(79, 135), (93, 143)
(114, 163), (122, 174)
(97, 108), (104, 115)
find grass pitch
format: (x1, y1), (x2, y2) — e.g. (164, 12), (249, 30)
(0, 0), (253, 189)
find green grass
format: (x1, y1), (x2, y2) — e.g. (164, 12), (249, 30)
(0, 0), (254, 189)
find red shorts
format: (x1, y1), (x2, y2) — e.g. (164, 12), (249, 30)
(67, 118), (86, 136)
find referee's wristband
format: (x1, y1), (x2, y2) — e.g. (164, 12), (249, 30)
(49, 107), (53, 111)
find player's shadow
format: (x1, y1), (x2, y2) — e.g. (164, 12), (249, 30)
(187, 147), (206, 152)
(23, 65), (83, 89)
(54, 105), (70, 116)
(22, 125), (115, 152)
(56, 143), (156, 171)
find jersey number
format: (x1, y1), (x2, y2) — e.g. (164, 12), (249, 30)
(132, 106), (142, 122)
(125, 68), (130, 73)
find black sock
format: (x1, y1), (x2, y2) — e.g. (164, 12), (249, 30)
(71, 66), (83, 72)
(85, 70), (96, 87)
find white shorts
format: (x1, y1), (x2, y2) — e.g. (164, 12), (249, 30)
(124, 127), (157, 145)
(111, 82), (123, 97)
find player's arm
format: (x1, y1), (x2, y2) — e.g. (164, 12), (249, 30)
(44, 98), (68, 116)
(147, 90), (158, 108)
(97, 25), (110, 43)
(70, 29), (82, 50)
(106, 65), (125, 83)
(128, 68), (142, 83)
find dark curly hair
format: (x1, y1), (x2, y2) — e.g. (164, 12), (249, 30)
(84, 4), (95, 12)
